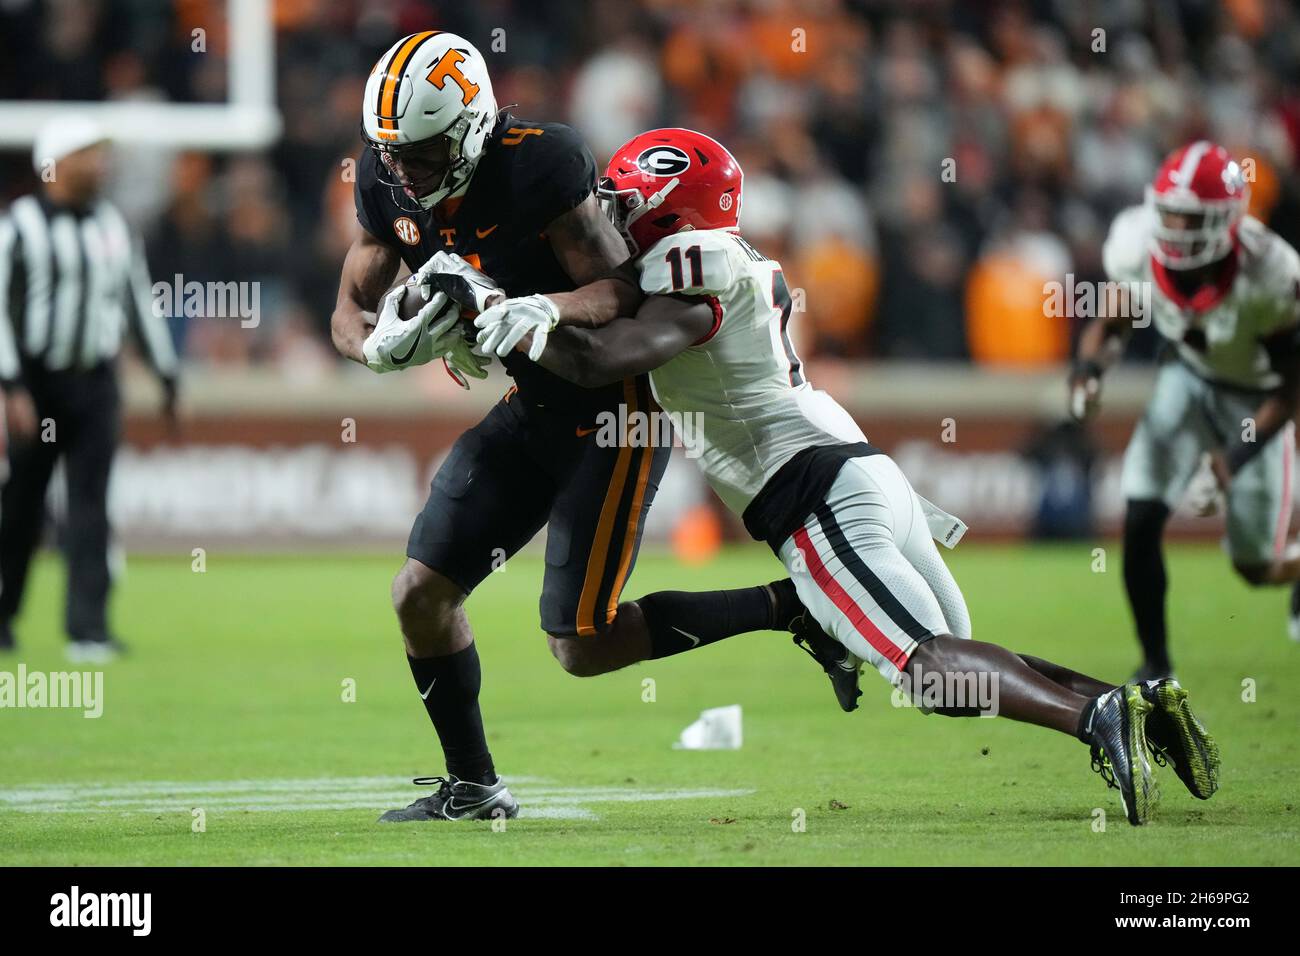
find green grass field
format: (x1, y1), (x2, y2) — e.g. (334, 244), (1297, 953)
(1, 543), (1297, 866)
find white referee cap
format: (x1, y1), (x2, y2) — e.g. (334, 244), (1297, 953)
(32, 115), (108, 173)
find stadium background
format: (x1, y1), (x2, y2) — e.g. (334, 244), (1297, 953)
(2, 0), (1300, 551)
(3, 0), (1300, 871)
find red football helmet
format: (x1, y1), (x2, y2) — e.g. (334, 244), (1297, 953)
(597, 128), (743, 255)
(1146, 140), (1249, 270)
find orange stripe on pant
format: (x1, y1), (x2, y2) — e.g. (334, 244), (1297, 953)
(575, 380), (638, 636)
(603, 390), (658, 625)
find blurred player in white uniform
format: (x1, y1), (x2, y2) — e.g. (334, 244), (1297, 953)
(1071, 141), (1300, 680)
(469, 128), (1223, 825)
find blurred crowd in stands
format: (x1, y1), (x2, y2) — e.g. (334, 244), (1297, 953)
(3, 0), (1300, 376)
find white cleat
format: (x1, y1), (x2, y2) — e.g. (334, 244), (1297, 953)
(65, 640), (121, 664)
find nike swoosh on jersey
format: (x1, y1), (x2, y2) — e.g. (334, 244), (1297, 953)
(672, 626), (701, 647)
(575, 425), (599, 437)
(476, 224), (499, 238)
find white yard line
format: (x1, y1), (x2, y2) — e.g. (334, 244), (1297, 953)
(0, 775), (553, 802)
(0, 775), (755, 821)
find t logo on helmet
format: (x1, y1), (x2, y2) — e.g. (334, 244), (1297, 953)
(427, 49), (480, 106)
(636, 146), (691, 178)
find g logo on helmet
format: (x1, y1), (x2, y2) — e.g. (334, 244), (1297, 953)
(636, 146), (691, 178)
(1222, 160), (1245, 193)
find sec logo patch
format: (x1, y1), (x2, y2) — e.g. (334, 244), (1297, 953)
(393, 217), (421, 245)
(636, 145), (691, 177)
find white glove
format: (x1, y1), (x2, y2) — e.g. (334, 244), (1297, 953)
(362, 283), (462, 373)
(1185, 452), (1223, 517)
(474, 294), (560, 362)
(416, 251), (504, 314)
(1068, 375), (1101, 422)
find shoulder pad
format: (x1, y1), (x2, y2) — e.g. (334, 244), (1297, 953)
(638, 229), (739, 296)
(1102, 205), (1152, 282)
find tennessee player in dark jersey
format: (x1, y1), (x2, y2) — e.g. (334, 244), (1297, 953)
(330, 32), (847, 823)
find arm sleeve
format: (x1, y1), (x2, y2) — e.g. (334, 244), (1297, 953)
(125, 236), (179, 380)
(0, 216), (24, 388)
(637, 231), (737, 297)
(354, 148), (394, 242)
(1262, 321), (1300, 372)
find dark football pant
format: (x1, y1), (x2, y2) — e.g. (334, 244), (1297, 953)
(0, 363), (120, 642)
(407, 377), (670, 636)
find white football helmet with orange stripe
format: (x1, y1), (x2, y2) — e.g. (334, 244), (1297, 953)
(362, 31), (497, 211)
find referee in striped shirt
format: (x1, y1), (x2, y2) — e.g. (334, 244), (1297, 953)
(0, 116), (179, 662)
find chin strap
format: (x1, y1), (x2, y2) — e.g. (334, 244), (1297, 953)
(624, 177), (681, 233)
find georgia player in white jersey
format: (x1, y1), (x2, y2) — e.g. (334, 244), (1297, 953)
(469, 127), (1221, 826)
(1071, 141), (1300, 680)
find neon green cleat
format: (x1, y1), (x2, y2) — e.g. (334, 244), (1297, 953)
(1086, 684), (1160, 825)
(1141, 679), (1220, 800)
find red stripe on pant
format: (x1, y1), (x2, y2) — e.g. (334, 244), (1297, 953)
(793, 525), (910, 671)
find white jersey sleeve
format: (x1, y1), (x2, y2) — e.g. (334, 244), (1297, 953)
(638, 230), (738, 297)
(1101, 204), (1151, 284)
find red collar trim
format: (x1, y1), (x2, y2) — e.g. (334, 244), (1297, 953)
(1149, 242), (1240, 313)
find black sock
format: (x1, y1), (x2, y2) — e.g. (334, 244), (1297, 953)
(1123, 499), (1172, 672)
(639, 584), (783, 660)
(1076, 695), (1101, 744)
(766, 578), (803, 630)
(406, 645), (495, 784)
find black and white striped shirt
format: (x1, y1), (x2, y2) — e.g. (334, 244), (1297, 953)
(0, 193), (178, 390)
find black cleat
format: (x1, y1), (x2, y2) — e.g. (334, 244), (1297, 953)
(1141, 679), (1219, 800)
(1086, 684), (1159, 826)
(791, 612), (862, 712)
(378, 775), (519, 823)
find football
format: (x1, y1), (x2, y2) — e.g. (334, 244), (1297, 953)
(393, 275), (429, 322)
(396, 275), (476, 340)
